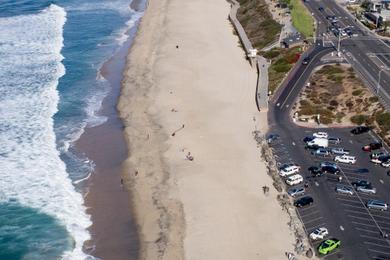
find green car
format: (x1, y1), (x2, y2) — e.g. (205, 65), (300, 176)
(318, 238), (341, 255)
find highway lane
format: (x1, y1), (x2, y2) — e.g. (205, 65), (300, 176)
(304, 0), (390, 107)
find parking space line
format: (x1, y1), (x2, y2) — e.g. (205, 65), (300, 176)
(356, 227), (380, 234)
(368, 248), (390, 256)
(352, 221), (378, 228)
(303, 216), (324, 225)
(337, 197), (361, 203)
(360, 234), (388, 243)
(365, 241), (390, 250)
(300, 210), (320, 219)
(344, 208), (370, 215)
(348, 214), (376, 223)
(372, 214), (390, 222)
(341, 203), (366, 210)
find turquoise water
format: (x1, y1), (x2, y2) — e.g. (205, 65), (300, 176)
(0, 0), (142, 258)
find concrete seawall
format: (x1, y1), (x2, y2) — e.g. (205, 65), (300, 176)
(228, 0), (269, 110)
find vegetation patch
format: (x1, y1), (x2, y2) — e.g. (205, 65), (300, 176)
(290, 0), (314, 38)
(293, 64), (384, 126)
(237, 0), (282, 50)
(262, 46), (303, 93)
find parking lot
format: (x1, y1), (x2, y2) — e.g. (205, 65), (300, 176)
(269, 127), (390, 259)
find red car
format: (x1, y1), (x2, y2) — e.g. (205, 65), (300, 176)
(362, 142), (382, 152)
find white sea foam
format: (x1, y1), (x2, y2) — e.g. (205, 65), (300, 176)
(0, 4), (92, 260)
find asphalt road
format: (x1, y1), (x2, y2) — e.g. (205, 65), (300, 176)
(304, 0), (390, 109)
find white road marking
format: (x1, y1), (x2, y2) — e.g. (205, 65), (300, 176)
(356, 227), (379, 234)
(368, 248), (390, 255)
(380, 179), (384, 184)
(340, 225), (345, 231)
(315, 181), (319, 186)
(365, 241), (390, 249)
(360, 234), (387, 242)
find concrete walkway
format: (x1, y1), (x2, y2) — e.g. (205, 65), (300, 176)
(228, 0), (269, 110)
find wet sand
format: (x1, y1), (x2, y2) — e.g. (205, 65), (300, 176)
(77, 1), (146, 259)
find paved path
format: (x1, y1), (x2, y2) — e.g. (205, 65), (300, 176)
(228, 0), (269, 110)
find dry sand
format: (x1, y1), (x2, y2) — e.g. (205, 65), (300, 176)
(119, 0), (297, 259)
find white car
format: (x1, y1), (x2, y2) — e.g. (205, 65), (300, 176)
(382, 160), (390, 168)
(313, 132), (328, 139)
(335, 155), (356, 164)
(280, 165), (300, 177)
(309, 227), (329, 240)
(286, 174), (304, 186)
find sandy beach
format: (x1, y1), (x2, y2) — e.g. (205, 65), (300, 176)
(119, 0), (298, 259)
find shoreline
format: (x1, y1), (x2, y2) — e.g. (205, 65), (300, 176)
(119, 0), (299, 259)
(77, 1), (147, 259)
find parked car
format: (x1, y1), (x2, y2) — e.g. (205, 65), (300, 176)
(312, 148), (331, 157)
(294, 196), (314, 207)
(351, 126), (370, 135)
(305, 144), (322, 150)
(302, 56), (311, 65)
(371, 155), (390, 164)
(334, 155), (356, 164)
(308, 166), (323, 176)
(321, 165), (340, 174)
(382, 160), (390, 168)
(362, 142), (382, 152)
(303, 136), (315, 143)
(367, 200), (388, 211)
(280, 165), (300, 177)
(279, 163), (299, 170)
(352, 180), (371, 188)
(320, 161), (338, 168)
(318, 238), (341, 255)
(310, 227), (328, 240)
(371, 152), (386, 159)
(328, 137), (341, 144)
(318, 6), (325, 11)
(266, 133), (280, 144)
(331, 148), (350, 155)
(313, 132), (328, 139)
(287, 186), (306, 197)
(286, 174), (304, 186)
(356, 185), (377, 194)
(335, 184), (354, 195)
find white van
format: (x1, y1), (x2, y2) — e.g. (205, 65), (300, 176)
(286, 174), (304, 186)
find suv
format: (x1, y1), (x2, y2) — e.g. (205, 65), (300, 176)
(312, 148), (330, 157)
(357, 185), (376, 194)
(310, 227), (328, 240)
(351, 126), (370, 135)
(331, 148), (349, 155)
(322, 165), (340, 174)
(352, 180), (371, 187)
(335, 185), (354, 195)
(334, 155), (356, 164)
(280, 165), (300, 177)
(371, 155), (390, 164)
(287, 186), (305, 197)
(286, 174), (304, 186)
(294, 196), (314, 207)
(367, 200), (388, 211)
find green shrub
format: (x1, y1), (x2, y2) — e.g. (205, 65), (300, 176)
(352, 89), (363, 96)
(263, 49), (281, 59)
(350, 114), (368, 125)
(369, 96), (379, 102)
(376, 112), (390, 132)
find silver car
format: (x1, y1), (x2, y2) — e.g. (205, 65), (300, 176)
(367, 200), (388, 211)
(335, 185), (354, 195)
(357, 185), (377, 194)
(287, 186), (305, 197)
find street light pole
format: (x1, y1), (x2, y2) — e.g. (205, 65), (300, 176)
(337, 32), (341, 57)
(377, 68), (384, 94)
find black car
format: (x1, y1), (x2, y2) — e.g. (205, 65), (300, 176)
(352, 180), (371, 187)
(305, 144), (322, 150)
(308, 166), (323, 176)
(302, 57), (311, 65)
(351, 126), (370, 135)
(318, 6), (324, 11)
(321, 165), (340, 174)
(303, 136), (315, 143)
(362, 142), (382, 151)
(294, 196), (314, 207)
(266, 133), (280, 144)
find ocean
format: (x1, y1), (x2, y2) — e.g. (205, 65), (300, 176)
(0, 1), (143, 259)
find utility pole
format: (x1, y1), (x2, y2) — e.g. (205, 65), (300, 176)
(337, 31), (341, 57)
